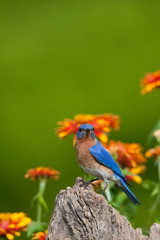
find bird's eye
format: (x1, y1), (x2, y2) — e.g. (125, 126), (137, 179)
(79, 128), (82, 132)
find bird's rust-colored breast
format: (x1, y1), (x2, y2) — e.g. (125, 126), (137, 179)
(75, 136), (115, 180)
(75, 137), (98, 168)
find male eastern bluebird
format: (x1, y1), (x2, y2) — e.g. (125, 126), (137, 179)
(75, 124), (140, 205)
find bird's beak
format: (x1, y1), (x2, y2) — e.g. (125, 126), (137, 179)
(86, 129), (90, 135)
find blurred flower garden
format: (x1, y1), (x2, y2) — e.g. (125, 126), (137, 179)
(0, 70), (160, 239)
(1, 1), (160, 239)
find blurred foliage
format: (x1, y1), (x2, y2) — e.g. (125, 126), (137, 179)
(27, 221), (47, 238)
(0, 0), (160, 239)
(145, 119), (160, 147)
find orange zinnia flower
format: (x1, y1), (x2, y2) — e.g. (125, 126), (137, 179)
(56, 113), (120, 144)
(104, 141), (146, 184)
(125, 165), (146, 184)
(0, 212), (31, 240)
(125, 175), (142, 184)
(32, 230), (47, 240)
(25, 167), (60, 180)
(141, 70), (160, 94)
(107, 141), (146, 168)
(145, 146), (160, 160)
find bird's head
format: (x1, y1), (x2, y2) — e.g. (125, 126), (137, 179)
(76, 124), (96, 140)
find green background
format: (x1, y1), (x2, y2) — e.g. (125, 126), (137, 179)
(0, 0), (160, 238)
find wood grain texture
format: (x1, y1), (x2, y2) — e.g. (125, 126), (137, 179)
(47, 177), (160, 240)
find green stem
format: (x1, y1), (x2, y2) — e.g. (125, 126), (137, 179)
(105, 184), (112, 202)
(157, 156), (160, 181)
(36, 179), (47, 222)
(37, 199), (42, 222)
(149, 193), (160, 216)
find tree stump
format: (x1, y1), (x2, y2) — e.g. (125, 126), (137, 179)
(47, 177), (160, 240)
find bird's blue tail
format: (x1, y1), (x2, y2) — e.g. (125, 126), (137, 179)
(115, 174), (140, 205)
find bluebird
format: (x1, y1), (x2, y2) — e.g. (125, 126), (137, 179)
(75, 124), (140, 205)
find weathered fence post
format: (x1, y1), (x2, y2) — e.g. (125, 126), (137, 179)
(47, 177), (160, 240)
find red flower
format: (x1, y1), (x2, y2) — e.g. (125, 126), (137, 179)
(0, 212), (31, 240)
(141, 70), (160, 94)
(25, 167), (60, 180)
(145, 146), (160, 160)
(56, 113), (120, 144)
(104, 141), (146, 184)
(125, 175), (142, 184)
(125, 166), (146, 184)
(32, 230), (47, 240)
(107, 141), (146, 168)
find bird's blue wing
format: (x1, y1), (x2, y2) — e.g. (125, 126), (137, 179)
(89, 140), (125, 180)
(114, 173), (140, 205)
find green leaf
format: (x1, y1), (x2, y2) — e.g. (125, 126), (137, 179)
(39, 197), (48, 212)
(120, 201), (137, 222)
(141, 180), (157, 190)
(121, 168), (131, 176)
(111, 153), (118, 161)
(83, 173), (94, 182)
(110, 201), (120, 209)
(146, 119), (160, 147)
(151, 183), (160, 197)
(155, 218), (160, 224)
(149, 193), (160, 215)
(31, 193), (40, 207)
(115, 191), (128, 206)
(27, 221), (48, 237)
(141, 228), (149, 236)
